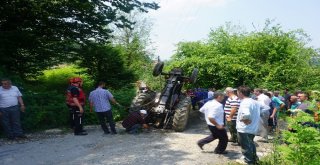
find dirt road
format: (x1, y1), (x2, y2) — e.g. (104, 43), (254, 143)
(0, 111), (272, 165)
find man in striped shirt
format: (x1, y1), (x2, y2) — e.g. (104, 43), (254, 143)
(89, 81), (121, 134)
(224, 87), (240, 145)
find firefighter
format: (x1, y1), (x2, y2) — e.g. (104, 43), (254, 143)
(66, 77), (87, 135)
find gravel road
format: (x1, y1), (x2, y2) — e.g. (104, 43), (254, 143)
(0, 111), (272, 165)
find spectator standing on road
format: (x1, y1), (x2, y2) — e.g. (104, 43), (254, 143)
(0, 78), (27, 140)
(236, 86), (260, 164)
(66, 77), (87, 136)
(254, 88), (271, 142)
(89, 81), (120, 134)
(197, 91), (228, 154)
(224, 87), (240, 145)
(122, 110), (149, 134)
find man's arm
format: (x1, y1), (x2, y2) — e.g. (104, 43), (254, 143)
(73, 97), (84, 113)
(110, 97), (120, 106)
(18, 96), (25, 112)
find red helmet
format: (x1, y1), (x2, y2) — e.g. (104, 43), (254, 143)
(69, 77), (83, 84)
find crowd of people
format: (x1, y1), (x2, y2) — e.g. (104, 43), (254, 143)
(193, 86), (320, 164)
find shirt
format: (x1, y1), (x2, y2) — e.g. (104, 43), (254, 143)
(122, 112), (146, 128)
(199, 99), (224, 126)
(257, 94), (271, 112)
(0, 86), (22, 108)
(89, 87), (113, 112)
(272, 96), (284, 110)
(236, 98), (261, 134)
(224, 95), (240, 120)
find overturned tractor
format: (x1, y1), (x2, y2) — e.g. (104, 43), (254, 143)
(130, 62), (198, 132)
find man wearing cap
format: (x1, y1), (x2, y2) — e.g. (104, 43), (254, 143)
(122, 110), (149, 134)
(66, 77), (87, 136)
(89, 81), (120, 134)
(197, 91), (228, 154)
(224, 87), (240, 145)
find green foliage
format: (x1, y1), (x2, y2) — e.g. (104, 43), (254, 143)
(276, 112), (320, 165)
(0, 0), (159, 78)
(169, 20), (319, 90)
(36, 64), (94, 93)
(21, 91), (68, 131)
(78, 43), (134, 89)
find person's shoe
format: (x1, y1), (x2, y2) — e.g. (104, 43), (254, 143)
(231, 142), (240, 146)
(111, 131), (117, 135)
(235, 159), (247, 164)
(104, 131), (110, 134)
(80, 130), (87, 133)
(74, 132), (88, 136)
(214, 150), (228, 154)
(197, 143), (204, 150)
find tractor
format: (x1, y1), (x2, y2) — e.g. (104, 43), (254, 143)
(130, 62), (198, 132)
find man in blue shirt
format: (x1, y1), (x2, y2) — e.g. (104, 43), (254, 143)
(89, 81), (121, 134)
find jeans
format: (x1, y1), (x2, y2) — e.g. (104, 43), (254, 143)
(126, 124), (142, 134)
(238, 132), (258, 164)
(0, 105), (24, 138)
(96, 110), (116, 133)
(198, 125), (228, 153)
(226, 120), (238, 143)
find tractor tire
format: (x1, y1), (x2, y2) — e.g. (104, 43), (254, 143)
(172, 95), (191, 132)
(129, 91), (156, 113)
(153, 62), (164, 77)
(189, 68), (198, 84)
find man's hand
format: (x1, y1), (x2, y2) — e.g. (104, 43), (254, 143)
(216, 125), (224, 130)
(226, 116), (232, 122)
(20, 105), (26, 112)
(79, 106), (84, 113)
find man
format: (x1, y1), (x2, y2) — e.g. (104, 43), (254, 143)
(254, 88), (271, 142)
(0, 78), (27, 140)
(297, 92), (315, 111)
(66, 77), (87, 136)
(208, 88), (215, 100)
(122, 110), (149, 134)
(197, 91), (228, 154)
(224, 87), (240, 145)
(89, 81), (120, 134)
(236, 86), (260, 164)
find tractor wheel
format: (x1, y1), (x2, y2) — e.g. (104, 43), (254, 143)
(153, 62), (164, 77)
(189, 68), (198, 84)
(129, 91), (156, 113)
(172, 95), (191, 132)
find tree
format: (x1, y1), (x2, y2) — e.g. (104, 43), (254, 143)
(169, 21), (319, 90)
(0, 0), (159, 79)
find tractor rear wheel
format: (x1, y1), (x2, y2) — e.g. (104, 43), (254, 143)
(153, 62), (164, 77)
(129, 91), (156, 113)
(172, 95), (191, 132)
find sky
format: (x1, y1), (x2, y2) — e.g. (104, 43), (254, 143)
(148, 0), (320, 60)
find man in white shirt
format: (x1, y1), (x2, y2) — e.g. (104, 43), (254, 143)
(197, 91), (228, 154)
(236, 86), (260, 164)
(0, 78), (26, 140)
(254, 88), (271, 142)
